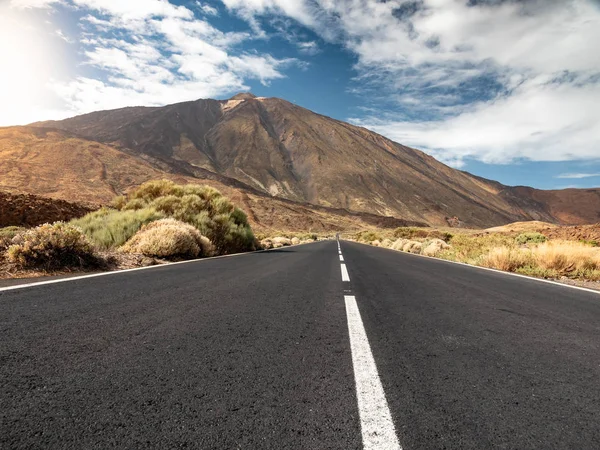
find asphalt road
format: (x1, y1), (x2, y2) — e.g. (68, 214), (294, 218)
(1, 240), (600, 449)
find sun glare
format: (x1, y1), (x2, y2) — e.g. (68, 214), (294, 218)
(0, 7), (62, 126)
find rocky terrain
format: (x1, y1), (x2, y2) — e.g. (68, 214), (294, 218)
(0, 191), (94, 227)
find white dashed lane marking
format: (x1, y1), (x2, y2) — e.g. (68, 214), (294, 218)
(337, 240), (402, 449)
(341, 264), (350, 282)
(345, 295), (402, 450)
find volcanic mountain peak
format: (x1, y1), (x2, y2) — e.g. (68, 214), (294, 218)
(229, 92), (257, 101)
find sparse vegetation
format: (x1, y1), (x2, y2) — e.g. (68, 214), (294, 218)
(0, 180), (261, 277)
(6, 222), (103, 270)
(353, 225), (600, 284)
(393, 227), (453, 242)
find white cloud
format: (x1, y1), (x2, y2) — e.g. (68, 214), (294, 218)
(4, 0), (302, 123)
(296, 40), (319, 56)
(196, 1), (219, 16)
(352, 74), (600, 166)
(71, 0), (193, 21)
(556, 173), (600, 179)
(222, 0), (600, 165)
(10, 0), (63, 8)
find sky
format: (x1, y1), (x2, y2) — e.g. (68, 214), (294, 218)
(1, 0), (600, 190)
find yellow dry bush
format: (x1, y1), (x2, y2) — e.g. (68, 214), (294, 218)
(478, 246), (532, 272)
(121, 218), (213, 259)
(532, 241), (600, 273)
(391, 238), (409, 250)
(6, 222), (102, 270)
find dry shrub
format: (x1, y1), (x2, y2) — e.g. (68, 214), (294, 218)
(407, 242), (423, 254)
(393, 227), (429, 239)
(478, 247), (532, 272)
(272, 237), (292, 247)
(119, 180), (256, 255)
(442, 233), (515, 263)
(532, 241), (600, 274)
(356, 230), (382, 243)
(122, 219), (214, 259)
(6, 222), (102, 270)
(381, 238), (393, 248)
(422, 239), (450, 257)
(391, 238), (409, 250)
(402, 241), (420, 252)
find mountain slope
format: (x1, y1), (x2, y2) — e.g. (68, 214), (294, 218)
(35, 94), (600, 227)
(0, 126), (422, 232)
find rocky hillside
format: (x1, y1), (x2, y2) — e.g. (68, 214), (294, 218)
(34, 93), (600, 227)
(0, 191), (93, 227)
(0, 127), (423, 232)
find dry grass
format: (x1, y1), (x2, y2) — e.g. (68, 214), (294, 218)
(478, 247), (533, 272)
(533, 241), (600, 276)
(453, 239), (600, 281)
(358, 225), (600, 282)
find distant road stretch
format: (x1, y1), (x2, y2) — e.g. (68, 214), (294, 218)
(2, 240), (600, 449)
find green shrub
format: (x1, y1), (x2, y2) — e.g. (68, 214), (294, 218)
(123, 198), (148, 211)
(356, 230), (382, 242)
(6, 222), (102, 270)
(515, 232), (547, 245)
(115, 180), (256, 255)
(205, 214), (257, 255)
(122, 219), (213, 259)
(129, 179), (184, 202)
(111, 195), (127, 210)
(393, 227), (429, 239)
(70, 207), (163, 249)
(0, 226), (25, 240)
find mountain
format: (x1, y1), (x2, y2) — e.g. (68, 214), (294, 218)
(0, 126), (422, 233)
(32, 93), (600, 227)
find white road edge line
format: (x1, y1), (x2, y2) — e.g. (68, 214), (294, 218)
(345, 295), (402, 450)
(348, 240), (600, 296)
(340, 255), (344, 262)
(341, 263), (350, 282)
(0, 240), (324, 293)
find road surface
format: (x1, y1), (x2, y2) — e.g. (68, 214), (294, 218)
(1, 240), (600, 449)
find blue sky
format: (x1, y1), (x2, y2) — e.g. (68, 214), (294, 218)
(1, 0), (600, 190)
